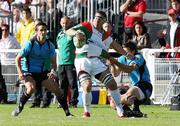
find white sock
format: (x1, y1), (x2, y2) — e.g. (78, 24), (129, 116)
(82, 91), (92, 112)
(109, 89), (124, 115)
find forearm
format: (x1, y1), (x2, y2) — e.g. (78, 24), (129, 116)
(120, 0), (131, 12)
(109, 58), (134, 73)
(126, 11), (144, 18)
(110, 41), (127, 56)
(66, 28), (78, 37)
(15, 55), (23, 75)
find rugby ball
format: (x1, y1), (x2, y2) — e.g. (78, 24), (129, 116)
(73, 30), (86, 48)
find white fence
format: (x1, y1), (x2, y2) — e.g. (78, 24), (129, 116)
(141, 49), (180, 104)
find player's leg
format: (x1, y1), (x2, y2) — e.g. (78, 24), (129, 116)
(133, 83), (152, 117)
(57, 65), (69, 106)
(96, 69), (124, 117)
(12, 76), (36, 116)
(78, 72), (92, 117)
(65, 65), (79, 107)
(121, 87), (140, 105)
(42, 78), (73, 117)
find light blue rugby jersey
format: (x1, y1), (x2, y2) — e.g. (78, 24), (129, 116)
(118, 53), (151, 86)
(19, 40), (56, 73)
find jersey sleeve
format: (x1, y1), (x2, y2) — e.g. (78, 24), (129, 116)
(118, 55), (126, 64)
(19, 40), (31, 57)
(138, 1), (147, 13)
(130, 54), (144, 67)
(73, 22), (93, 39)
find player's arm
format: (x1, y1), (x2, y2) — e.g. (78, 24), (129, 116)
(108, 58), (138, 73)
(110, 40), (133, 59)
(48, 56), (57, 79)
(66, 28), (85, 42)
(126, 10), (145, 18)
(66, 28), (78, 37)
(15, 54), (24, 80)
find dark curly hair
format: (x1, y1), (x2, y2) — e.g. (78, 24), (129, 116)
(133, 21), (147, 36)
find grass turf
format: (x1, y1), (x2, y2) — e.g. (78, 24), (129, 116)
(0, 104), (180, 126)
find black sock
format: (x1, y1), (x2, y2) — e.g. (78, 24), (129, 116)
(133, 99), (141, 111)
(19, 92), (31, 108)
(57, 96), (70, 116)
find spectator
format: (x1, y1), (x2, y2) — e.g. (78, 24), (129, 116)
(12, 8), (21, 35)
(0, 24), (20, 104)
(0, 0), (12, 16)
(0, 24), (21, 65)
(15, 6), (35, 46)
(103, 21), (123, 46)
(158, 8), (180, 58)
(158, 8), (180, 77)
(56, 16), (79, 108)
(170, 0), (180, 21)
(41, 0), (62, 47)
(11, 22), (73, 117)
(120, 0), (147, 41)
(132, 21), (151, 50)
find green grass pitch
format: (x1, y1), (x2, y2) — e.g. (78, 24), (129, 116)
(0, 104), (180, 126)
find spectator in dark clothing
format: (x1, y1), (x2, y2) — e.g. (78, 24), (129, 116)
(41, 0), (63, 47)
(120, 0), (147, 41)
(132, 21), (151, 50)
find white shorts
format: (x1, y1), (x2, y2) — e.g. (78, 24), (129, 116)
(134, 86), (145, 100)
(75, 57), (107, 76)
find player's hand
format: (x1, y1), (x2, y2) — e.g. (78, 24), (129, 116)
(174, 47), (179, 52)
(48, 69), (57, 79)
(75, 32), (86, 42)
(18, 73), (25, 80)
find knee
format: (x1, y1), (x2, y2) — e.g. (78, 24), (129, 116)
(78, 72), (92, 92)
(107, 83), (117, 90)
(121, 94), (131, 105)
(26, 84), (36, 95)
(81, 80), (92, 92)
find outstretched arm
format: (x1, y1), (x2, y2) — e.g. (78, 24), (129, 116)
(15, 54), (24, 80)
(108, 57), (138, 73)
(110, 40), (133, 59)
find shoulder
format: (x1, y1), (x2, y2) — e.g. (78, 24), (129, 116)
(80, 22), (93, 31)
(118, 55), (126, 62)
(103, 31), (111, 40)
(22, 40), (32, 48)
(134, 53), (144, 61)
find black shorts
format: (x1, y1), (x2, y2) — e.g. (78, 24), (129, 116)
(23, 71), (49, 89)
(136, 81), (153, 102)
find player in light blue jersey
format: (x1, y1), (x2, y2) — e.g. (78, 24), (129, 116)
(110, 41), (153, 117)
